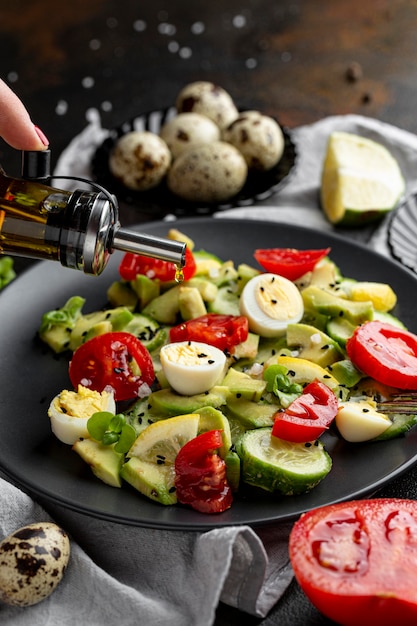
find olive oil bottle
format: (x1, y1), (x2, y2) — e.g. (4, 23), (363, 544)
(0, 151), (185, 275)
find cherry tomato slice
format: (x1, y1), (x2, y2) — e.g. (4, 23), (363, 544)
(69, 331), (155, 402)
(175, 430), (233, 514)
(170, 313), (249, 352)
(346, 321), (417, 390)
(254, 247), (331, 281)
(119, 247), (196, 282)
(272, 380), (338, 443)
(289, 498), (417, 626)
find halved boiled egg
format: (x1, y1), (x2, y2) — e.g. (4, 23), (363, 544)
(48, 384), (116, 444)
(160, 340), (227, 396)
(336, 399), (391, 442)
(239, 272), (304, 337)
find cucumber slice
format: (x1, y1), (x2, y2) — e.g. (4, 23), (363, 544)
(207, 284), (240, 316)
(124, 313), (167, 352)
(235, 428), (332, 495)
(374, 412), (417, 440)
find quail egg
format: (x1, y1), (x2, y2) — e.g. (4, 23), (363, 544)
(160, 340), (227, 395)
(223, 110), (285, 171)
(159, 112), (220, 159)
(239, 272), (304, 337)
(109, 130), (171, 191)
(0, 522), (70, 607)
(48, 384), (116, 445)
(167, 140), (247, 203)
(176, 81), (239, 129)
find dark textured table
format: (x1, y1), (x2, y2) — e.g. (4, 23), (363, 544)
(1, 1), (417, 623)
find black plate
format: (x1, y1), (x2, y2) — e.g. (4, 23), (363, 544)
(388, 192), (417, 273)
(91, 108), (297, 216)
(1, 218), (417, 530)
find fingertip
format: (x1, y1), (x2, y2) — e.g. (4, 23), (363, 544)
(34, 125), (49, 148)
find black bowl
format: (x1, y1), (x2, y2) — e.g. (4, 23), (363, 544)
(91, 107), (297, 217)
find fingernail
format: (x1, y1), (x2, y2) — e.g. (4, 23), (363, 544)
(34, 125), (49, 147)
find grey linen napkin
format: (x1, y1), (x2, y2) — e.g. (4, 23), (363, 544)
(2, 111), (417, 625)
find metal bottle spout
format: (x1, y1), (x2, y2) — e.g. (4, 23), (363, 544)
(112, 227), (187, 268)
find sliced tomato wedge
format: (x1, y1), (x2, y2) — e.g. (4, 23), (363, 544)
(346, 320), (417, 390)
(254, 247), (331, 281)
(69, 331), (155, 402)
(169, 313), (249, 352)
(289, 498), (417, 626)
(119, 247), (196, 282)
(175, 429), (233, 514)
(272, 379), (338, 442)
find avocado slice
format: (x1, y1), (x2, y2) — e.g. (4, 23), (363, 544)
(221, 368), (267, 402)
(302, 285), (374, 325)
(39, 295), (85, 353)
(120, 457), (177, 505)
(286, 323), (343, 368)
(106, 280), (138, 309)
(148, 386), (230, 417)
(72, 438), (124, 488)
(130, 274), (161, 309)
(225, 397), (277, 429)
(69, 306), (134, 351)
(197, 406), (232, 458)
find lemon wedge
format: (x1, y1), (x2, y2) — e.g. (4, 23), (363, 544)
(321, 132), (405, 226)
(127, 413), (200, 463)
(121, 413), (200, 505)
(347, 281), (397, 312)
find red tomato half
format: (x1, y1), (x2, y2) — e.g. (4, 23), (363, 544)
(119, 247), (196, 282)
(69, 332), (155, 402)
(175, 430), (233, 514)
(346, 320), (417, 390)
(289, 498), (417, 626)
(272, 380), (338, 442)
(170, 313), (249, 352)
(254, 247), (331, 281)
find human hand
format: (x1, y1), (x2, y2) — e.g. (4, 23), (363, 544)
(0, 79), (49, 151)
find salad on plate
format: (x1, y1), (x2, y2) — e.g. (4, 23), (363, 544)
(38, 228), (417, 515)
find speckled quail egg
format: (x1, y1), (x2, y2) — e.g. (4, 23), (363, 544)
(159, 112), (221, 159)
(223, 110), (285, 171)
(109, 130), (171, 191)
(48, 384), (116, 445)
(0, 522), (70, 607)
(167, 140), (248, 203)
(176, 81), (239, 129)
